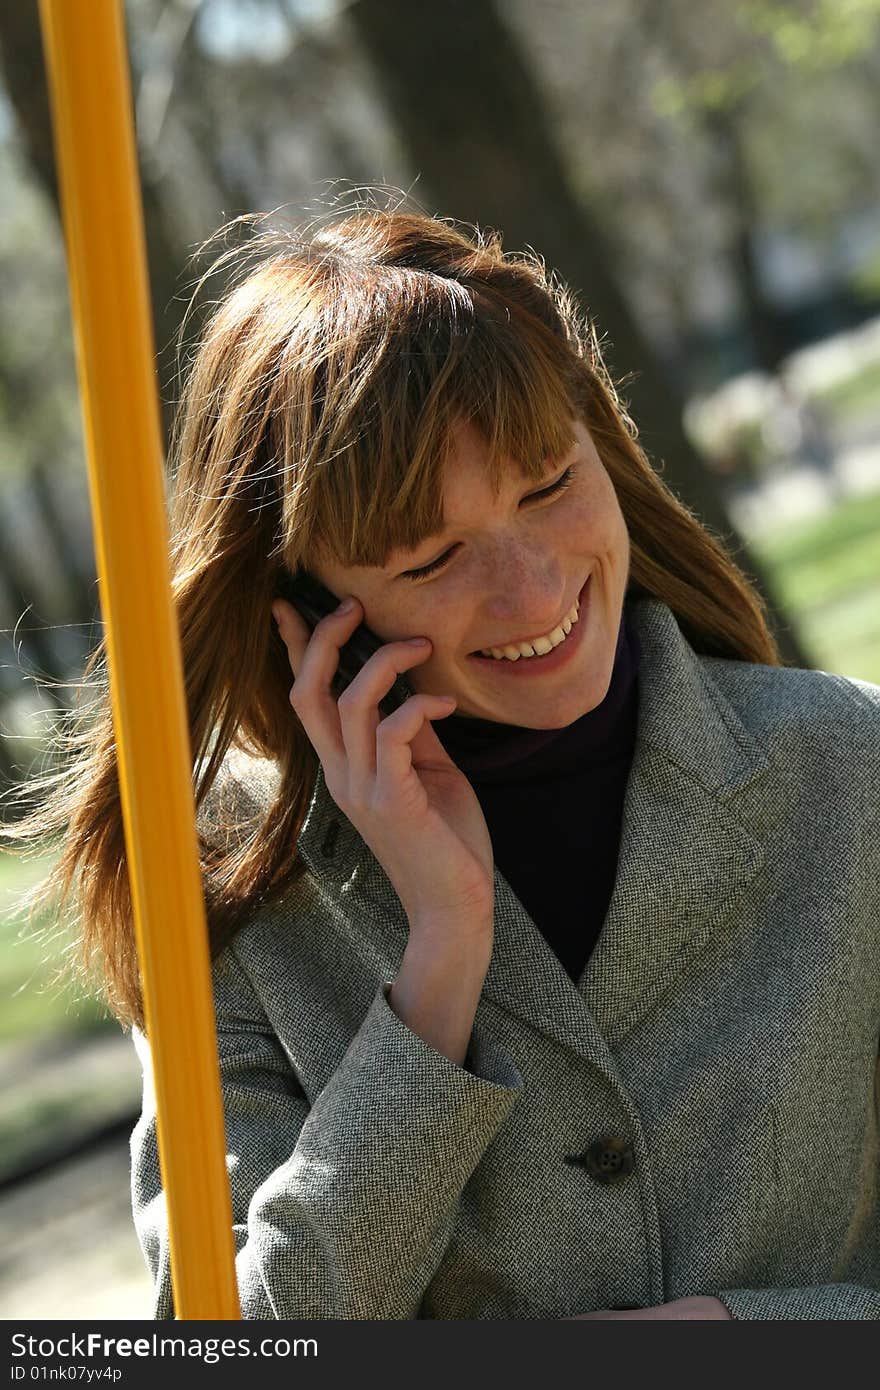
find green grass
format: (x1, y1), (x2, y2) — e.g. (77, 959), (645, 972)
(751, 488), (880, 684)
(812, 359), (880, 419)
(0, 843), (112, 1046)
(0, 846), (132, 1180)
(0, 1044), (139, 1183)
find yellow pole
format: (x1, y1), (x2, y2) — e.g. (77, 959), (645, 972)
(38, 0), (240, 1319)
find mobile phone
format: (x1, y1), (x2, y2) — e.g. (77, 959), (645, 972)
(275, 568), (416, 719)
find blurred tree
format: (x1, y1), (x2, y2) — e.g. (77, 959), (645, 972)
(504, 0), (880, 379)
(642, 0), (880, 374)
(0, 0), (186, 444)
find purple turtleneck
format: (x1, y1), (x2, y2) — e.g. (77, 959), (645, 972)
(433, 598), (641, 985)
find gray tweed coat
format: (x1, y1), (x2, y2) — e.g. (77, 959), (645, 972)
(130, 597), (880, 1320)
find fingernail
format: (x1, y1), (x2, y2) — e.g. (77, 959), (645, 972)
(406, 636), (430, 646)
(337, 596), (357, 613)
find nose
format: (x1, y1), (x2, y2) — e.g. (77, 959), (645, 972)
(479, 549), (566, 638)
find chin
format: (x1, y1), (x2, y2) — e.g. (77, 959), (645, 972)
(578, 662), (616, 715)
(500, 678), (614, 730)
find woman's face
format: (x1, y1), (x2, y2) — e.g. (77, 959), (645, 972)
(310, 416), (631, 728)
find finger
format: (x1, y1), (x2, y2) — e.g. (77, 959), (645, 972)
(272, 594), (353, 676)
(274, 594), (361, 700)
(370, 691), (459, 804)
(271, 599), (303, 668)
(273, 595), (363, 768)
(336, 639), (439, 795)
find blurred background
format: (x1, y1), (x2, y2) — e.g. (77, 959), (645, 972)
(1, 0), (879, 1319)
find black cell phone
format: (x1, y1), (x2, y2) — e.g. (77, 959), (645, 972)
(275, 568), (416, 719)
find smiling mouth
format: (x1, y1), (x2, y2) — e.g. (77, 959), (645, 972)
(468, 577), (590, 658)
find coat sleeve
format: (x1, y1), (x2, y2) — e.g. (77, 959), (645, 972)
(715, 1284), (880, 1319)
(130, 941), (524, 1320)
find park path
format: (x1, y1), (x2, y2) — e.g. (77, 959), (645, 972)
(0, 1133), (152, 1319)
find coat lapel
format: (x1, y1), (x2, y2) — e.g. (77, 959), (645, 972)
(577, 681), (768, 1043)
(582, 600), (770, 1042)
(295, 598), (770, 1066)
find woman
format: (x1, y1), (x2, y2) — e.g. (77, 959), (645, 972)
(6, 201), (878, 1320)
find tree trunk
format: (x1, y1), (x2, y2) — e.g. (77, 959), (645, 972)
(704, 107), (790, 377)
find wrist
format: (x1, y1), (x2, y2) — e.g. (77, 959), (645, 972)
(389, 936), (491, 1067)
(404, 921), (494, 979)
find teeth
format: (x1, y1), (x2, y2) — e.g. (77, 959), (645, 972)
(479, 597), (580, 661)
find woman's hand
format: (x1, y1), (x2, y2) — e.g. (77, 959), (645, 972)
(564, 1297), (732, 1320)
(272, 594), (495, 941)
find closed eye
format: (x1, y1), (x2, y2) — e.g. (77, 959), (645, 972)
(400, 465), (577, 581)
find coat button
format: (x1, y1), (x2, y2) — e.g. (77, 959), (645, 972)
(564, 1135), (634, 1184)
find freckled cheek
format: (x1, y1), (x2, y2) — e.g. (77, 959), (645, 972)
(578, 484), (627, 556)
(395, 594), (471, 668)
(427, 616), (471, 663)
(553, 495), (601, 554)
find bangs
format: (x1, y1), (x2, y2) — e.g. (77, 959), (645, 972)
(285, 267), (590, 574)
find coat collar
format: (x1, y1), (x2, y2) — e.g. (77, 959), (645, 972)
(295, 597), (769, 1067)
